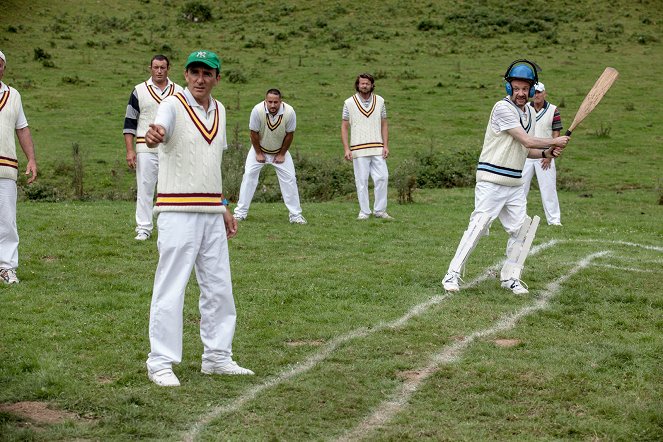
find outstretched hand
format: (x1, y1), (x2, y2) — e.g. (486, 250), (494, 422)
(145, 124), (166, 148)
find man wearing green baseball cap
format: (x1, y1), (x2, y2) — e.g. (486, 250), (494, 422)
(144, 50), (253, 387)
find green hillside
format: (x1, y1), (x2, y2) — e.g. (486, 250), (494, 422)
(1, 0), (662, 199)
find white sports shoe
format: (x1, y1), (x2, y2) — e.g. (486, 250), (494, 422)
(201, 360), (255, 376)
(233, 213), (247, 221)
(148, 368), (180, 387)
(374, 211), (394, 220)
(0, 268), (19, 284)
(442, 271), (462, 292)
(289, 215), (308, 225)
(135, 232), (150, 241)
(501, 278), (529, 295)
(357, 213), (370, 220)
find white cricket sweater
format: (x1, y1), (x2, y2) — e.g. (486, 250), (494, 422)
(0, 87), (21, 181)
(257, 102), (295, 153)
(134, 80), (181, 153)
(154, 93), (227, 214)
(344, 94), (385, 158)
(476, 99), (535, 186)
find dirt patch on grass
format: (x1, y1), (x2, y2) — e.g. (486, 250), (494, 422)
(493, 339), (521, 348)
(0, 401), (81, 425)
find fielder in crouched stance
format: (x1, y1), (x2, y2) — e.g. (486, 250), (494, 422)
(442, 60), (569, 295)
(144, 50), (253, 387)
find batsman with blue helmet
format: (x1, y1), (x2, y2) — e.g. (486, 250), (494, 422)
(442, 60), (570, 295)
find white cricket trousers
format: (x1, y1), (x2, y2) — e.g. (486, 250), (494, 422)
(448, 181), (527, 273)
(234, 149), (303, 218)
(522, 158), (561, 224)
(353, 155), (389, 216)
(0, 179), (18, 269)
(135, 152), (159, 234)
(146, 212), (236, 373)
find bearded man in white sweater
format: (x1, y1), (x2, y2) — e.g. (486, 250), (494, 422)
(442, 60), (569, 295)
(144, 50), (253, 387)
(341, 73), (392, 220)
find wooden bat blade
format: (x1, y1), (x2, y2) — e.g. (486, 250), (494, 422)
(566, 67), (619, 136)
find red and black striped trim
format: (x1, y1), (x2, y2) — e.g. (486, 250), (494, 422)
(352, 94), (376, 118)
(174, 93), (219, 144)
(350, 142), (383, 152)
(156, 192), (224, 207)
(0, 89), (10, 112)
(146, 82), (174, 104)
(0, 156), (19, 170)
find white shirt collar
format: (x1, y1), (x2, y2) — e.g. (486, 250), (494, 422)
(0, 82), (8, 93)
(147, 77), (172, 92)
(183, 87), (217, 112)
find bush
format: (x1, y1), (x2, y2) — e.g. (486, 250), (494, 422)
(225, 69), (247, 84)
(33, 47), (52, 61)
(392, 158), (418, 204)
(181, 1), (213, 22)
(415, 149), (476, 189)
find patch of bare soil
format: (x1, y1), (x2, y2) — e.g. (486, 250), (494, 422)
(493, 338), (521, 348)
(0, 401), (81, 425)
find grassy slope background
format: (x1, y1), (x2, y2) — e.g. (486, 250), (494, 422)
(1, 0), (663, 441)
(0, 0), (662, 198)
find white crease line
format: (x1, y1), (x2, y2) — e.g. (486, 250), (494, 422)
(336, 251), (610, 442)
(184, 237), (649, 440)
(573, 238), (663, 252)
(594, 263), (654, 272)
(182, 240), (554, 441)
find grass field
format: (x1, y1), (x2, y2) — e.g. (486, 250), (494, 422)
(1, 0), (663, 440)
(1, 189), (662, 440)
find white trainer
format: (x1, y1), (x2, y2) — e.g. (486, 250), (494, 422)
(289, 215), (308, 225)
(135, 232), (150, 241)
(501, 278), (529, 295)
(357, 213), (370, 220)
(442, 271), (461, 292)
(148, 368), (180, 387)
(233, 213), (247, 221)
(201, 360), (254, 376)
(374, 211), (394, 220)
(0, 268), (19, 284)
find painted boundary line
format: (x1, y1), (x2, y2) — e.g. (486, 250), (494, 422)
(182, 239), (659, 441)
(336, 251), (610, 442)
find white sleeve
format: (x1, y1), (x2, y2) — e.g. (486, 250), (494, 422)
(14, 92), (28, 129)
(490, 101), (520, 132)
(286, 109), (296, 132)
(153, 97), (178, 141)
(248, 104), (262, 132)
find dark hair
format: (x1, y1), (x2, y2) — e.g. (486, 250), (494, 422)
(355, 73), (375, 92)
(151, 54), (170, 68)
(266, 88), (282, 98)
(186, 62), (220, 76)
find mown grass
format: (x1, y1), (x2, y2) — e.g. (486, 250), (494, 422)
(0, 0), (662, 440)
(1, 188), (662, 440)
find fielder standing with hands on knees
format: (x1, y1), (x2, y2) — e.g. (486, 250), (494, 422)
(144, 50), (253, 387)
(442, 60), (569, 295)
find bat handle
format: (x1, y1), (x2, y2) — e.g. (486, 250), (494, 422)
(565, 130), (572, 136)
